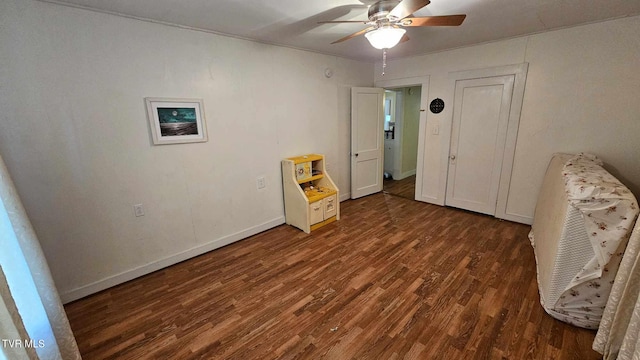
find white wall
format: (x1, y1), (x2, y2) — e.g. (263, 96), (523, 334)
(0, 0), (373, 302)
(401, 86), (420, 175)
(375, 16), (640, 223)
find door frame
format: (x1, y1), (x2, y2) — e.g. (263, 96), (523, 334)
(445, 63), (528, 223)
(375, 76), (429, 202)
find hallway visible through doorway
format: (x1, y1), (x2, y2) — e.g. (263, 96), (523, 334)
(383, 174), (415, 200)
(382, 86), (420, 201)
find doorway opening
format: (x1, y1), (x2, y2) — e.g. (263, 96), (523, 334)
(382, 86), (421, 201)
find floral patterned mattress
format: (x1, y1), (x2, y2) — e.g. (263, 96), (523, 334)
(529, 153), (639, 328)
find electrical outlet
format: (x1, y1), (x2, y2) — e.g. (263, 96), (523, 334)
(257, 176), (266, 189)
(133, 204), (145, 217)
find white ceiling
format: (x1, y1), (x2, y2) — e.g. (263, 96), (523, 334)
(44, 0), (640, 62)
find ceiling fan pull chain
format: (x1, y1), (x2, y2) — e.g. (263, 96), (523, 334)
(382, 49), (387, 76)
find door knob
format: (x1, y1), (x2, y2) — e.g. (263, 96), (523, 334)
(450, 155), (456, 160)
(355, 153), (359, 157)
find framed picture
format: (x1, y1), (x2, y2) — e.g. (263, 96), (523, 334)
(145, 98), (208, 145)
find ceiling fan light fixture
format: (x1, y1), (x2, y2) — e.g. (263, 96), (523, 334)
(364, 26), (406, 49)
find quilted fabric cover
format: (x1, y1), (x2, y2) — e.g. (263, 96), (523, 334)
(562, 153), (638, 288)
(530, 153), (638, 328)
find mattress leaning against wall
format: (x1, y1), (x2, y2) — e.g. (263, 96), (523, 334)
(529, 153), (639, 329)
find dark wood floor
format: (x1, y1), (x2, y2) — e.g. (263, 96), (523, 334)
(384, 175), (416, 201)
(65, 193), (600, 359)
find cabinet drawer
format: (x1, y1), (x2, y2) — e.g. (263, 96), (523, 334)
(323, 195), (337, 219)
(309, 200), (324, 225)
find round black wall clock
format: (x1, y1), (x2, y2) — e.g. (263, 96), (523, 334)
(430, 98), (445, 114)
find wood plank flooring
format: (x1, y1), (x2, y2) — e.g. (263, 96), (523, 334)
(65, 193), (601, 359)
(384, 175), (416, 201)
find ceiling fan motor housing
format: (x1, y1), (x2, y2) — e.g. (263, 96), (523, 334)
(327, 0), (464, 46)
(368, 0), (402, 22)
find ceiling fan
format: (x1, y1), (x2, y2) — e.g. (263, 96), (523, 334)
(320, 0), (466, 50)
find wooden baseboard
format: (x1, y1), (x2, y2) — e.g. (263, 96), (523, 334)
(60, 216), (285, 303)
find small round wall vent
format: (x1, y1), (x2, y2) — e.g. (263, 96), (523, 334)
(429, 98), (445, 114)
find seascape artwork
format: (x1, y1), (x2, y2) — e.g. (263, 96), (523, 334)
(145, 98), (207, 144)
(156, 107), (198, 136)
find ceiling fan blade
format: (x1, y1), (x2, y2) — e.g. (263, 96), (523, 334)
(331, 26), (374, 44)
(318, 20), (369, 24)
(400, 14), (466, 27)
(399, 34), (410, 43)
(389, 0), (431, 20)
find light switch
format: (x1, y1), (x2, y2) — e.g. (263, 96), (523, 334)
(432, 124), (439, 135)
(257, 176), (266, 189)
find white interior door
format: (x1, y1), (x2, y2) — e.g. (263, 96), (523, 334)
(446, 75), (515, 215)
(351, 87), (384, 199)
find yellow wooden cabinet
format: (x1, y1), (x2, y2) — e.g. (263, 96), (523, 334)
(282, 154), (340, 233)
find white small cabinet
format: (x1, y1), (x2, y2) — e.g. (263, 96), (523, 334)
(309, 201), (324, 225)
(282, 154), (340, 233)
(323, 195), (337, 219)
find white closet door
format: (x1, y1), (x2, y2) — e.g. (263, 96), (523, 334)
(445, 75), (514, 215)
